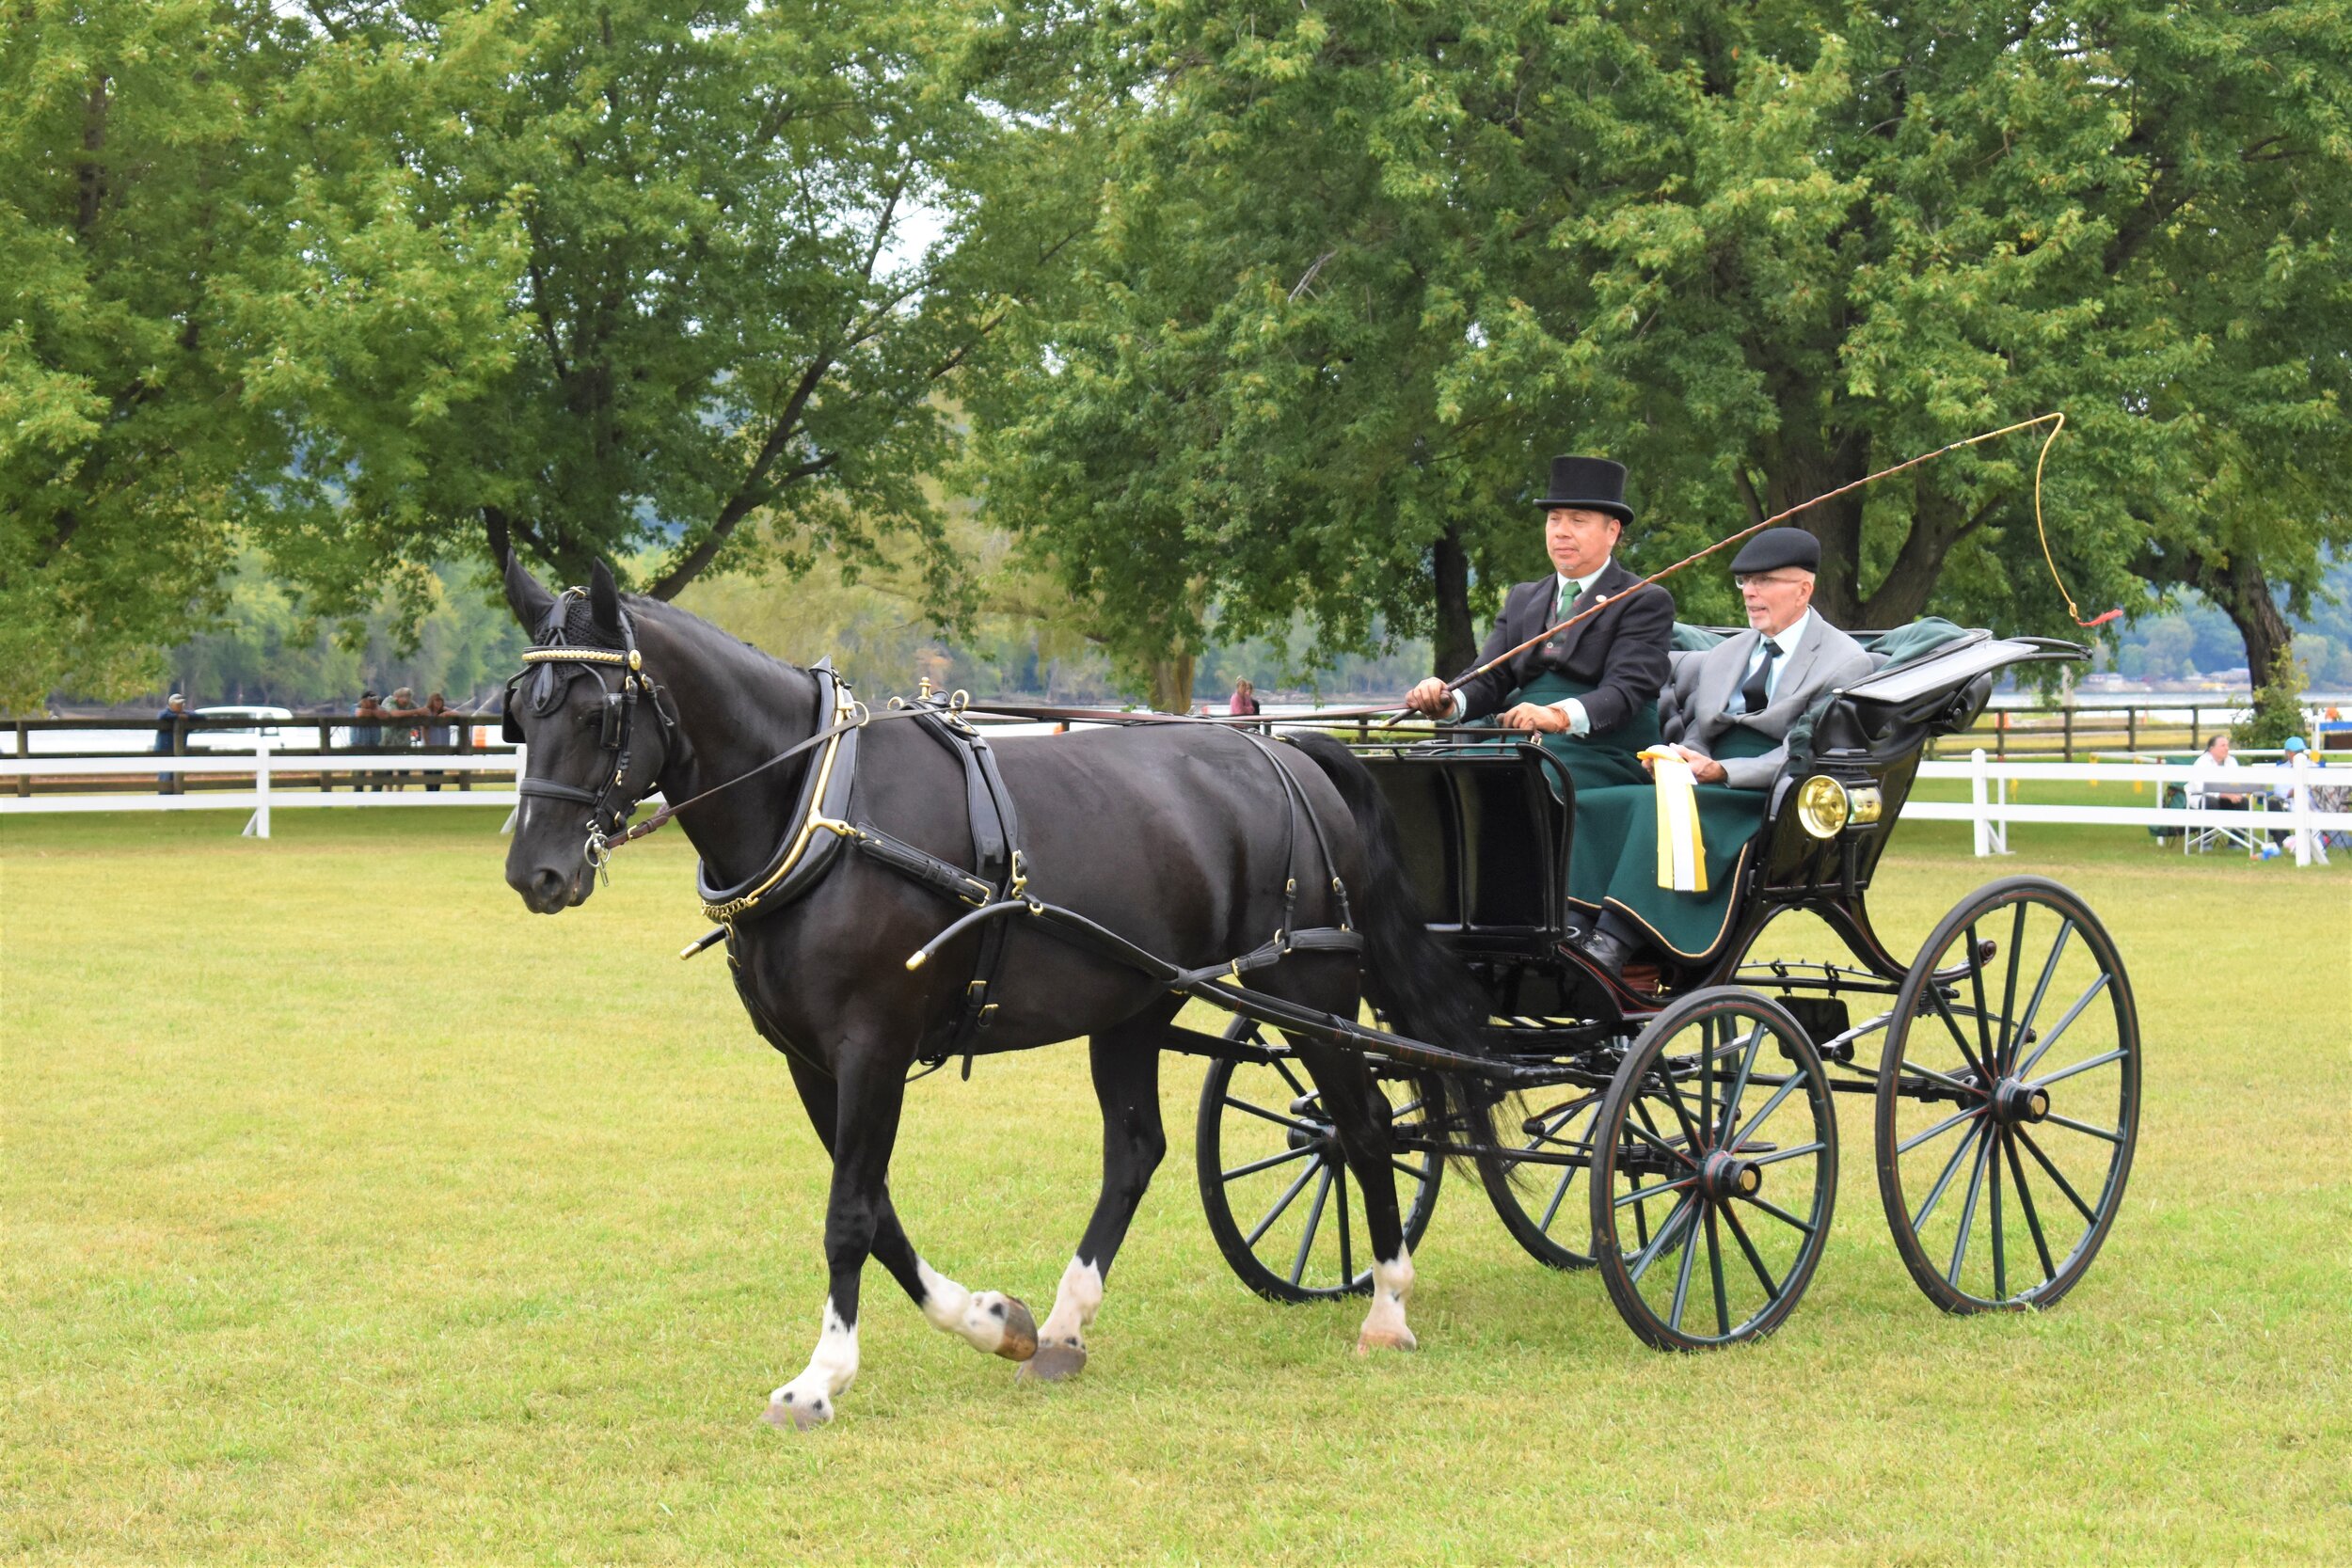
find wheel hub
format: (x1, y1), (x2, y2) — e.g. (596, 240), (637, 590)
(1287, 1095), (1337, 1154)
(1991, 1078), (2051, 1125)
(1698, 1149), (1762, 1203)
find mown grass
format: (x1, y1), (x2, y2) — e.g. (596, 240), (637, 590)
(4, 807), (2347, 1563)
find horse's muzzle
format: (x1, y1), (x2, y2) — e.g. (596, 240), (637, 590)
(510, 860), (587, 913)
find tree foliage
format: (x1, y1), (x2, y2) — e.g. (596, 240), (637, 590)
(971, 0), (2352, 706)
(0, 1), (311, 710)
(253, 0), (1089, 618)
(3, 0), (1086, 711)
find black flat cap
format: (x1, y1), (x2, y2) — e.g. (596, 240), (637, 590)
(1730, 527), (1820, 575)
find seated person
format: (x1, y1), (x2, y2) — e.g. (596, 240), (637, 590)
(2186, 733), (2249, 808)
(1570, 527), (1874, 980)
(1405, 455), (1675, 797)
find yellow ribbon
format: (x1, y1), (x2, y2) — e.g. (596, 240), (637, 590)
(1643, 748), (1708, 893)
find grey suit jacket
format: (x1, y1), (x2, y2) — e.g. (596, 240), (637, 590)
(1661, 617), (1875, 790)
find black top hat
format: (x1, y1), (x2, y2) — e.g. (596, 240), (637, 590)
(1533, 455), (1633, 524)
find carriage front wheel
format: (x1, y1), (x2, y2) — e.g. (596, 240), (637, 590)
(1875, 876), (2140, 1314)
(1196, 1019), (1443, 1303)
(1588, 988), (1837, 1350)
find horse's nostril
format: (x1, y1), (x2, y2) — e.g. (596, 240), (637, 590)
(532, 867), (566, 905)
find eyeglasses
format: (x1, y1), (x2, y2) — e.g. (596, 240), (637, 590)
(1735, 572), (1809, 589)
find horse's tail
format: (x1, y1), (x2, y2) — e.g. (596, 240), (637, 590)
(1286, 731), (1502, 1149)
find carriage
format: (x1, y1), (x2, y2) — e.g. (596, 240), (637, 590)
(1185, 624), (2141, 1349)
(500, 558), (2146, 1422)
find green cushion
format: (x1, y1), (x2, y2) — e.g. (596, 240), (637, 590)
(1671, 622), (1727, 652)
(1858, 616), (1972, 668)
(1781, 616), (1973, 770)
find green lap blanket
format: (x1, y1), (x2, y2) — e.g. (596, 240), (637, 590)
(1516, 671), (1661, 795)
(1566, 727), (1778, 960)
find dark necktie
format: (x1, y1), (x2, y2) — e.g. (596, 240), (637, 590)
(1739, 638), (1783, 715)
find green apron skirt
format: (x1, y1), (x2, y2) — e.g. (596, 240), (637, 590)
(1515, 671), (1661, 797)
(1565, 726), (1778, 960)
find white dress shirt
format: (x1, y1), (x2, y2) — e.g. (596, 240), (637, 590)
(1727, 610), (1815, 716)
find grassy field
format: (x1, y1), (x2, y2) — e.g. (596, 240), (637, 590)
(4, 806), (2347, 1563)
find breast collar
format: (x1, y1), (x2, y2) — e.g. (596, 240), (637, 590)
(694, 658), (865, 924)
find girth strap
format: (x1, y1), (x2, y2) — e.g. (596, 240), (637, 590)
(903, 704), (1024, 1068)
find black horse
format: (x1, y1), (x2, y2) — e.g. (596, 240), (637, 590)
(499, 557), (1491, 1429)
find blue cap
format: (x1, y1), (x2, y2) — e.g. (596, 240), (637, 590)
(2283, 736), (2309, 753)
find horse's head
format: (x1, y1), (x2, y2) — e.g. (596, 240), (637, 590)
(499, 554), (682, 913)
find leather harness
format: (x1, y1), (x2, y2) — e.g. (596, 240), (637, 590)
(507, 630), (1364, 1075)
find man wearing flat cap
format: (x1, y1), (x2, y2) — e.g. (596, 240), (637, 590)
(1569, 526), (1876, 978)
(1405, 455), (1676, 798)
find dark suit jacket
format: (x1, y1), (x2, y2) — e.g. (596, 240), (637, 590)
(1454, 559), (1676, 736)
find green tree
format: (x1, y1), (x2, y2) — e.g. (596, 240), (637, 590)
(251, 0), (1089, 622)
(0, 0), (318, 711)
(973, 0), (2352, 708)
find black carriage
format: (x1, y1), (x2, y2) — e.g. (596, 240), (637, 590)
(1194, 626), (2141, 1349)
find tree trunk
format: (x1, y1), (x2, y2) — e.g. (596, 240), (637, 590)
(1148, 651), (1196, 715)
(1761, 422), (1870, 626)
(2135, 544), (2293, 687)
(2208, 554), (2294, 685)
(1430, 523), (1475, 678)
(1860, 473), (1983, 629)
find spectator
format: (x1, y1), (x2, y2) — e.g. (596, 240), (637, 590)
(2268, 737), (2327, 859)
(421, 691), (458, 793)
(352, 691), (388, 791)
(2185, 734), (2248, 810)
(382, 687), (423, 791)
(153, 692), (188, 788)
(1228, 677), (1263, 717)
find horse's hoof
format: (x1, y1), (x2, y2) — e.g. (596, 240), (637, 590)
(1016, 1339), (1088, 1383)
(762, 1391), (832, 1431)
(1355, 1326), (1419, 1356)
(993, 1294), (1040, 1362)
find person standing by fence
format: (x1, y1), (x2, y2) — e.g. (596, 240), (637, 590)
(421, 692), (456, 793)
(384, 688), (422, 790)
(152, 692), (187, 790)
(352, 692), (387, 791)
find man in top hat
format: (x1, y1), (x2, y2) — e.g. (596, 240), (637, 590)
(1568, 526), (1874, 978)
(1404, 455), (1676, 798)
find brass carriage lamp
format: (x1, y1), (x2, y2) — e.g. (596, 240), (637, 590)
(1796, 775), (1885, 839)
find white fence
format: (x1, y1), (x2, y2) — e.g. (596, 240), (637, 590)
(0, 746), (532, 839)
(1911, 752), (2350, 865)
(4, 742), (2347, 863)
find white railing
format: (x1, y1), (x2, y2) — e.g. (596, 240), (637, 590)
(0, 745), (530, 839)
(6, 742), (2346, 863)
(1911, 752), (2351, 865)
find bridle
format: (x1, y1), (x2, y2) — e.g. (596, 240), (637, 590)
(502, 592), (678, 877)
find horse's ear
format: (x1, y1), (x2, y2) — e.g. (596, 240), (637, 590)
(589, 560), (625, 639)
(502, 550), (557, 630)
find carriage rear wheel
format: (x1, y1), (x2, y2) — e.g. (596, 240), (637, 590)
(1588, 988), (1837, 1350)
(1476, 1087), (1605, 1270)
(1875, 876), (2139, 1314)
(1196, 1019), (1443, 1304)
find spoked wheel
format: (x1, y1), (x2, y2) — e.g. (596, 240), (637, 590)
(1589, 988), (1837, 1350)
(1876, 876), (2139, 1314)
(1477, 1085), (1606, 1270)
(1196, 1019), (1443, 1303)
